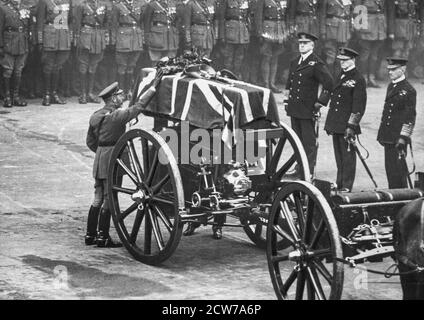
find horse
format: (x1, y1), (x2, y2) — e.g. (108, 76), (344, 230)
(394, 198), (424, 299)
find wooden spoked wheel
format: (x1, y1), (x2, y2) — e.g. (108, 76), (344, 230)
(266, 181), (344, 300)
(243, 121), (311, 249)
(108, 129), (185, 265)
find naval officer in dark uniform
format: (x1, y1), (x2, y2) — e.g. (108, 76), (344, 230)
(285, 32), (333, 176)
(85, 69), (163, 247)
(324, 47), (367, 192)
(377, 57), (416, 189)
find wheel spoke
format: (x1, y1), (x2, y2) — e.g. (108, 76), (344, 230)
(144, 209), (152, 254)
(306, 266), (326, 300)
(112, 185), (137, 195)
(281, 268), (298, 297)
(272, 224), (296, 247)
(151, 174), (170, 194)
(295, 269), (306, 300)
(127, 140), (144, 182)
(309, 248), (332, 259)
(254, 224), (263, 237)
(146, 150), (159, 186)
(271, 253), (290, 264)
(293, 192), (305, 235)
(129, 208), (145, 244)
(310, 219), (327, 249)
(118, 202), (139, 221)
(151, 204), (173, 233)
(151, 195), (175, 206)
(141, 138), (150, 175)
(280, 201), (301, 242)
(273, 153), (296, 181)
(117, 159), (139, 185)
(267, 136), (287, 174)
(147, 206), (165, 251)
(311, 259), (333, 285)
(303, 197), (315, 244)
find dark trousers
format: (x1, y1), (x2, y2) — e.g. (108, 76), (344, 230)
(333, 134), (356, 191)
(222, 43), (247, 78)
(384, 143), (408, 189)
(291, 117), (317, 175)
(357, 39), (384, 78)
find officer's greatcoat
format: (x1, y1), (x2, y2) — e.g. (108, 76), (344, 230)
(325, 68), (367, 135)
(0, 2), (31, 55)
(144, 0), (179, 51)
(74, 0), (108, 54)
(319, 0), (353, 43)
(285, 52), (334, 119)
(36, 0), (72, 51)
(377, 79), (416, 144)
(217, 0), (250, 44)
(111, 0), (145, 52)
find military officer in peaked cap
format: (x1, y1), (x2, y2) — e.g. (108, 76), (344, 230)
(85, 69), (164, 247)
(285, 32), (333, 177)
(324, 47), (367, 192)
(377, 57), (416, 189)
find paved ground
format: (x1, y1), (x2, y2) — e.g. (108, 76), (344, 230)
(0, 77), (423, 300)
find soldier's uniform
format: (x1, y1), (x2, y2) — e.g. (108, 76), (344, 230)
(144, 0), (180, 63)
(255, 0), (289, 92)
(182, 0), (217, 58)
(319, 0), (353, 77)
(217, 0), (250, 79)
(352, 0), (393, 87)
(85, 79), (158, 247)
(389, 0), (423, 59)
(241, 0), (259, 84)
(324, 47), (366, 191)
(289, 0), (320, 35)
(111, 0), (145, 97)
(21, 0), (41, 99)
(0, 0), (31, 108)
(285, 33), (333, 175)
(36, 0), (72, 105)
(74, 0), (108, 104)
(377, 58), (416, 189)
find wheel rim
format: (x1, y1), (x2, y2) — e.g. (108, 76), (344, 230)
(243, 121), (310, 249)
(266, 181), (344, 300)
(108, 129), (184, 265)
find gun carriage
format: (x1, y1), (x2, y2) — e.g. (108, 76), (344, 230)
(106, 53), (424, 300)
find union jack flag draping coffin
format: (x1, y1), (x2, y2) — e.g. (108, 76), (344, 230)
(134, 69), (280, 147)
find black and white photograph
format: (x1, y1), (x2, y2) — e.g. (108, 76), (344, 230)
(1, 0), (424, 306)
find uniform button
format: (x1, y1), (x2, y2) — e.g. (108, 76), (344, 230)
(336, 102), (339, 104)
(388, 116), (391, 119)
(335, 109), (338, 111)
(338, 95), (341, 97)
(297, 89), (300, 91)
(389, 110), (392, 113)
(386, 123), (390, 125)
(298, 81), (300, 84)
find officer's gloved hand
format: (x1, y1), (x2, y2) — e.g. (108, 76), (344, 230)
(313, 102), (323, 118)
(152, 68), (164, 88)
(344, 127), (356, 142)
(395, 137), (407, 154)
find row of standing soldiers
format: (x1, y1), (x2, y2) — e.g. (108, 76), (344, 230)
(1, 0), (424, 107)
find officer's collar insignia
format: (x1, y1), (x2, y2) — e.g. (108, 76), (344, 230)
(308, 61), (316, 66)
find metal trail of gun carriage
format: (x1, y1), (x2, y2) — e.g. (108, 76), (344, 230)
(103, 51), (424, 300)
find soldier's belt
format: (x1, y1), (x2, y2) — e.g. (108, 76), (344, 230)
(5, 26), (26, 32)
(191, 22), (211, 26)
(296, 11), (316, 17)
(326, 14), (350, 20)
(152, 22), (174, 27)
(367, 10), (384, 14)
(83, 23), (101, 28)
(120, 22), (139, 27)
(395, 13), (417, 19)
(225, 18), (248, 23)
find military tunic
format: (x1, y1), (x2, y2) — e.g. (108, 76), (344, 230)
(182, 0), (216, 56)
(389, 0), (423, 58)
(288, 0), (320, 36)
(285, 52), (333, 174)
(0, 2), (31, 78)
(324, 67), (367, 191)
(144, 0), (179, 62)
(320, 0), (353, 74)
(377, 78), (416, 188)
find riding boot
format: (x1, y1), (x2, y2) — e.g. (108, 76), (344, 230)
(12, 76), (27, 107)
(78, 72), (87, 104)
(85, 205), (100, 245)
(42, 72), (51, 106)
(87, 72), (100, 103)
(96, 208), (122, 248)
(212, 214), (226, 240)
(51, 72), (66, 104)
(183, 222), (201, 236)
(3, 77), (12, 108)
(261, 58), (271, 89)
(269, 56), (282, 93)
